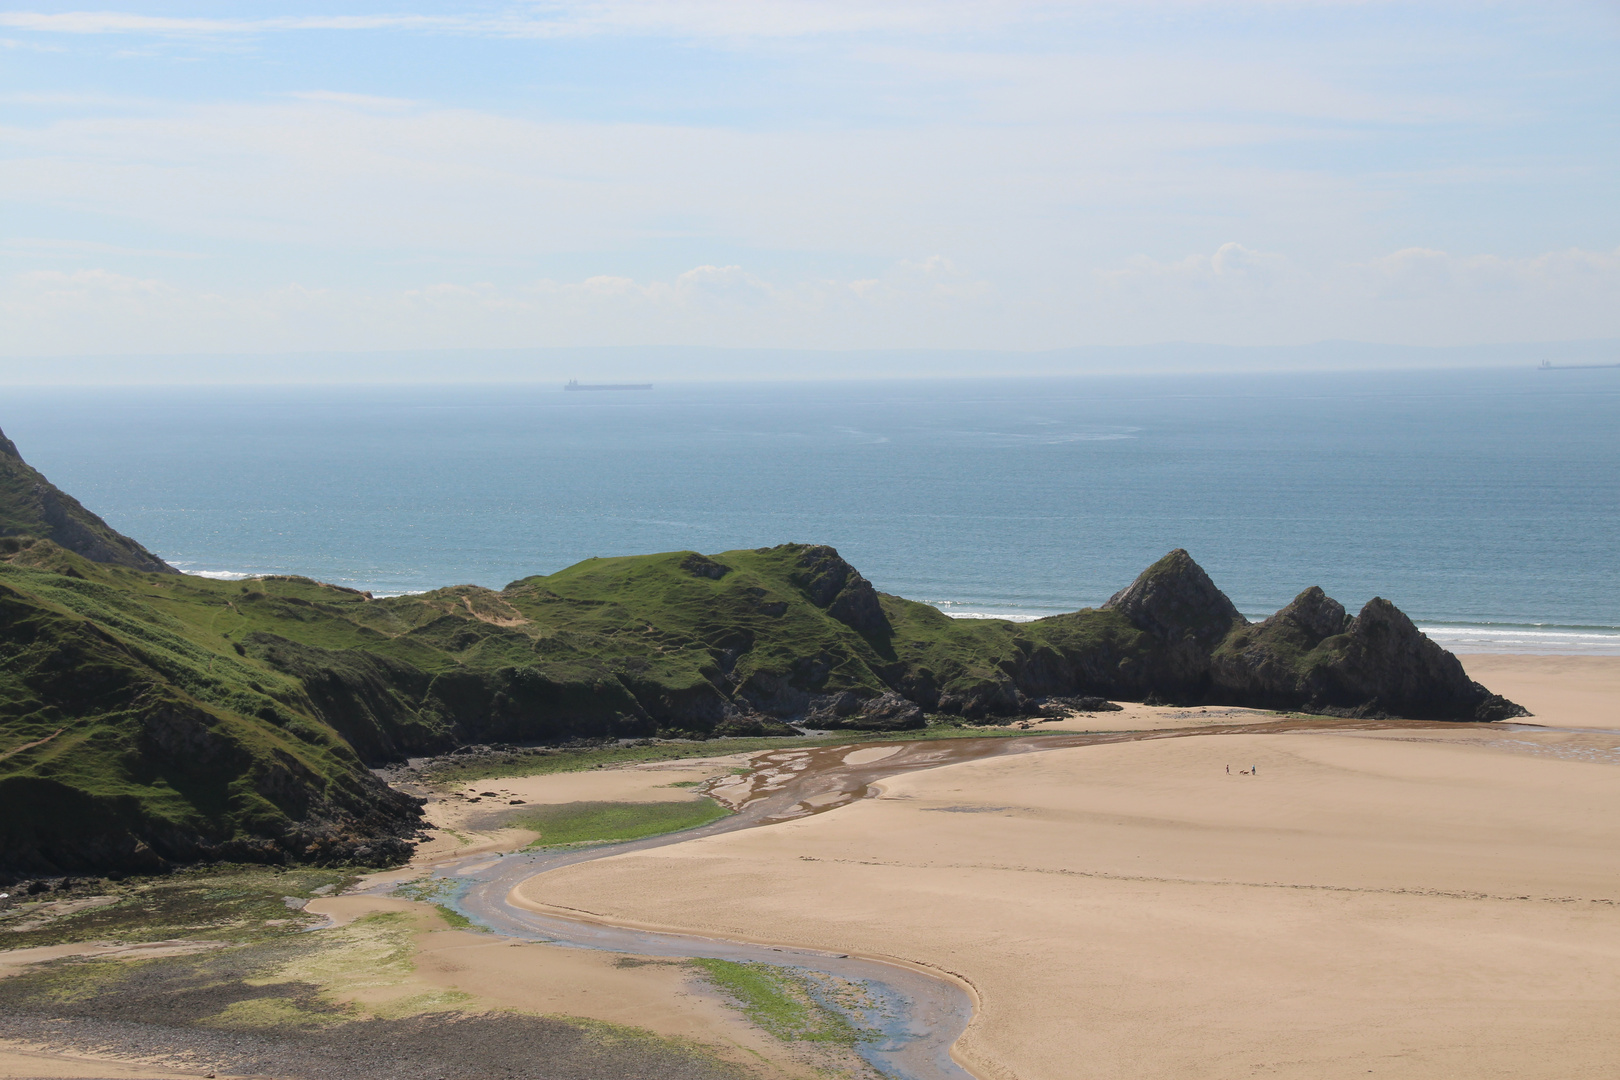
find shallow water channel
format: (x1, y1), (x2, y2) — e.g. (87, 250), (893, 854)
(390, 718), (1507, 1080)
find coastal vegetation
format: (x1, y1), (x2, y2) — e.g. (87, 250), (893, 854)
(0, 427), (174, 574)
(0, 907), (754, 1080)
(0, 864), (351, 950)
(513, 800), (732, 848)
(689, 958), (876, 1047)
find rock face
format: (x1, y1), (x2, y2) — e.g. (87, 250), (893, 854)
(1104, 549), (1248, 648)
(0, 427), (175, 574)
(0, 580), (423, 879)
(1208, 585), (1527, 721)
(787, 544), (890, 637)
(1096, 549), (1249, 699)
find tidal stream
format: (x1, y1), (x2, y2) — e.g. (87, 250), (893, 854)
(382, 717), (1514, 1080)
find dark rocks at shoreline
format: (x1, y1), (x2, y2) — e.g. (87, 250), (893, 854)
(1005, 548), (1526, 723)
(806, 690), (926, 731)
(1210, 588), (1528, 721)
(1040, 696), (1125, 715)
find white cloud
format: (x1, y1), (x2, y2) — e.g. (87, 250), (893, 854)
(498, 1), (1052, 40)
(5, 243), (1616, 358)
(0, 256), (1001, 354)
(0, 91), (1377, 275)
(2, 5), (1613, 356)
(0, 12), (455, 35)
(1356, 245), (1620, 299)
(0, 237), (205, 259)
(0, 3), (1062, 40)
(1103, 242), (1293, 289)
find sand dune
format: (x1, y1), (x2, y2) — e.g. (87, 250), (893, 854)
(519, 657), (1620, 1079)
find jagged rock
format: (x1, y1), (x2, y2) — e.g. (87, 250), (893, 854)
(938, 680), (1024, 719)
(808, 690), (924, 731)
(712, 713), (799, 737)
(1040, 695), (1123, 714)
(1103, 549), (1247, 648)
(1316, 598), (1527, 721)
(785, 544), (890, 637)
(1098, 549), (1248, 697)
(679, 552), (730, 579)
(1281, 586), (1352, 639)
(1212, 590), (1527, 721)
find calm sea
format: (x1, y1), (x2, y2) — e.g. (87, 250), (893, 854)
(5, 368), (1617, 653)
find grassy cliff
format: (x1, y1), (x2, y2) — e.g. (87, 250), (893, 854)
(0, 427), (174, 574)
(0, 539), (422, 877)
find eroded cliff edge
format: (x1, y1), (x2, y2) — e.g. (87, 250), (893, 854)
(0, 427), (176, 574)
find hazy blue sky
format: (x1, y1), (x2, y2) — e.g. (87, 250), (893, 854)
(3, 1), (1617, 360)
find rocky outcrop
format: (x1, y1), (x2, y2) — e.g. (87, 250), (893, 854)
(1046, 552), (1525, 721)
(806, 690), (925, 731)
(1098, 548), (1248, 697)
(1313, 598), (1525, 720)
(1209, 587), (1526, 720)
(0, 426), (175, 574)
(1279, 586), (1352, 639)
(1104, 549), (1248, 647)
(680, 552), (731, 580)
(786, 544), (890, 637)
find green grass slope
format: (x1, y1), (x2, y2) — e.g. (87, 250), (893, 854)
(0, 539), (422, 877)
(0, 428), (175, 573)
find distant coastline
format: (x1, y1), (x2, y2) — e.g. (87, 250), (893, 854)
(1536, 360), (1620, 370)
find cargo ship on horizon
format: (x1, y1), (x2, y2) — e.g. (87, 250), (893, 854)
(564, 379), (653, 391)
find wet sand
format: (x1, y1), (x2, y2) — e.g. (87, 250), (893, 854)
(300, 894), (808, 1072)
(410, 756), (756, 863)
(519, 659), (1620, 1080)
(0, 1044), (204, 1079)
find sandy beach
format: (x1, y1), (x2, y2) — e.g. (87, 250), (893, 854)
(516, 655), (1620, 1079)
(6, 657), (1615, 1079)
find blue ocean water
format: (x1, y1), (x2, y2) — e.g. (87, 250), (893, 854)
(4, 367), (1617, 652)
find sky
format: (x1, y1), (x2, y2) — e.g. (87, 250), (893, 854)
(2, 1), (1618, 366)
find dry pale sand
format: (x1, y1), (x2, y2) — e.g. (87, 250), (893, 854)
(519, 658), (1620, 1080)
(1017, 702), (1279, 733)
(1464, 653), (1620, 729)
